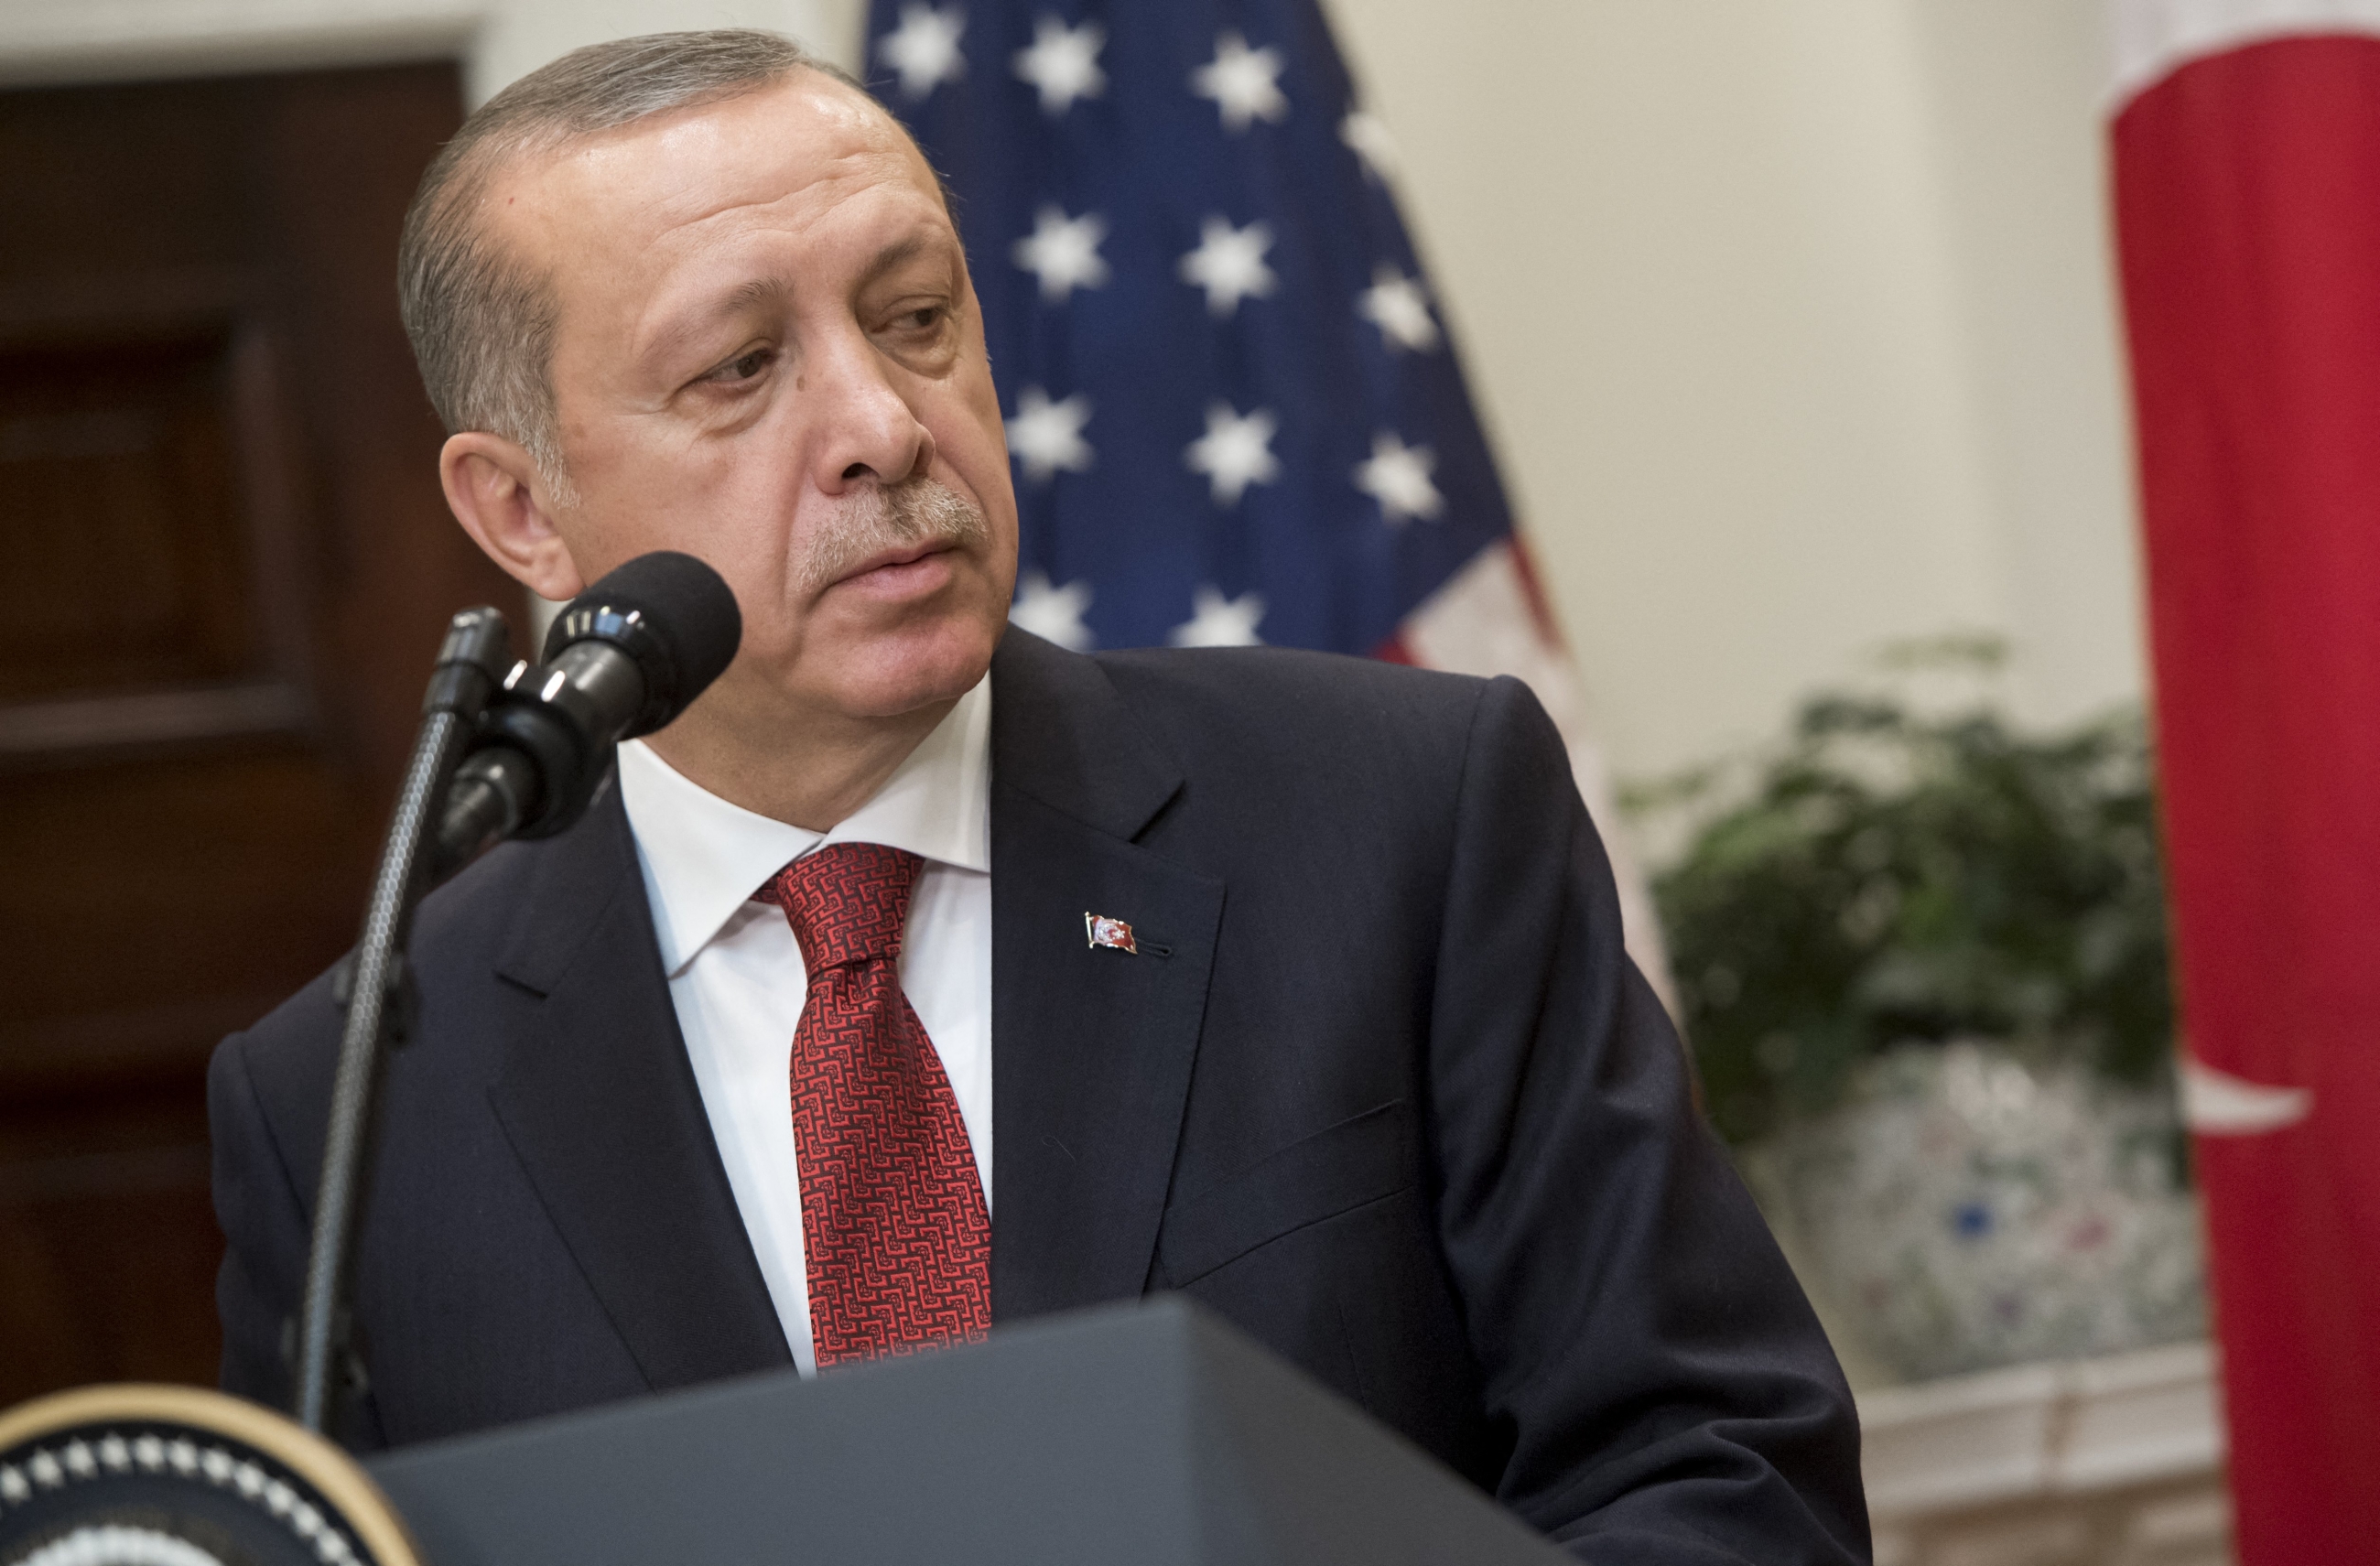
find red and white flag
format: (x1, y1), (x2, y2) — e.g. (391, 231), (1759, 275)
(2109, 4), (2380, 1557)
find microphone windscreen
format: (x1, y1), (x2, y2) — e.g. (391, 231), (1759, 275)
(544, 551), (743, 732)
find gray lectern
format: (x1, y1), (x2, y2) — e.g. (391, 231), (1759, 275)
(365, 1296), (1564, 1565)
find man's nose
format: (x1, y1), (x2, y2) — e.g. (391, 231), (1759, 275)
(807, 330), (935, 491)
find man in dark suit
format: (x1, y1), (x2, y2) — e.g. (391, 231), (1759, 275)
(211, 30), (1868, 1563)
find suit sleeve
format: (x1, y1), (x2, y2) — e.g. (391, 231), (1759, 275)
(209, 1023), (390, 1450)
(211, 1030), (306, 1410)
(1426, 676), (1869, 1564)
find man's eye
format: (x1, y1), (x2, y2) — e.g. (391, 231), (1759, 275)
(898, 307), (944, 331)
(714, 347), (773, 382)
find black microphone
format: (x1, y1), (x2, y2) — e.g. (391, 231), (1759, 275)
(431, 551), (741, 877)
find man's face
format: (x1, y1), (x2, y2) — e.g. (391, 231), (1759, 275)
(489, 71), (1017, 728)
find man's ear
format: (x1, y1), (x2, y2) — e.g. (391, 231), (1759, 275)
(439, 432), (587, 602)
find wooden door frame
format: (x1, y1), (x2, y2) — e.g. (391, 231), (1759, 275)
(0, 2), (485, 93)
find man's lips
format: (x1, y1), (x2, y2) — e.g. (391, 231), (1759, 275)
(828, 540), (957, 595)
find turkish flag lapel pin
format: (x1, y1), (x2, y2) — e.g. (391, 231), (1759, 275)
(1085, 913), (1138, 954)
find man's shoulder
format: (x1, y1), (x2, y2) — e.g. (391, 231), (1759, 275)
(1080, 643), (1501, 761)
(990, 630), (1564, 831)
(1104, 643), (1563, 783)
(216, 830), (561, 1099)
(1092, 643), (1482, 714)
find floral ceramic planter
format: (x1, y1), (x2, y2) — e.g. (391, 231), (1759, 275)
(1767, 1040), (2206, 1382)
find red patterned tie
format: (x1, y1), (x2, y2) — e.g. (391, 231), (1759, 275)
(755, 842), (990, 1366)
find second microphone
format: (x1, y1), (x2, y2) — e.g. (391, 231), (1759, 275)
(432, 551), (742, 880)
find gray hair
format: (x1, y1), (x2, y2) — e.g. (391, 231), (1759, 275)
(396, 29), (862, 492)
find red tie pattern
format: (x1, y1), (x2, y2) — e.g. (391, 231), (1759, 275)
(755, 842), (991, 1366)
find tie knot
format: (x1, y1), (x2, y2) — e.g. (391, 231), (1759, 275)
(756, 842), (924, 976)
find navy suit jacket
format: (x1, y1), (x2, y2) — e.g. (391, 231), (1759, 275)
(211, 627), (1869, 1562)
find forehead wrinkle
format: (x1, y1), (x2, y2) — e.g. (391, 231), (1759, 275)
(621, 143), (936, 287)
(625, 140), (919, 237)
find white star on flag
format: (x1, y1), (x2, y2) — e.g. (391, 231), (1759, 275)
(1168, 585), (1267, 647)
(1010, 568), (1096, 650)
(1185, 403), (1281, 505)
(1354, 430), (1444, 524)
(1191, 31), (1288, 133)
(1339, 110), (1399, 182)
(1012, 16), (1105, 115)
(878, 4), (967, 101)
(1358, 267), (1439, 351)
(1006, 386), (1094, 481)
(1179, 216), (1276, 318)
(1012, 205), (1110, 302)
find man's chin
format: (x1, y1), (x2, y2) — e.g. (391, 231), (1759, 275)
(817, 617), (1003, 720)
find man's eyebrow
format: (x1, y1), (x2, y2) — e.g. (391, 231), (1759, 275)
(644, 275), (790, 365)
(645, 233), (955, 365)
(855, 234), (942, 290)
(723, 276), (789, 313)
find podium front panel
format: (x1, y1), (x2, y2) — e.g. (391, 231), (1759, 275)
(366, 1296), (1563, 1565)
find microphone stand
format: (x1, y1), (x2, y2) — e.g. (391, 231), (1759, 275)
(293, 606), (513, 1434)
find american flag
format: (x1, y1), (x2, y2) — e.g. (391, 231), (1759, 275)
(865, 0), (1671, 989)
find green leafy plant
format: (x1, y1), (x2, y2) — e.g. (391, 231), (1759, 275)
(1633, 647), (2175, 1148)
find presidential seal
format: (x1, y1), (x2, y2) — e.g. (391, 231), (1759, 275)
(0, 1387), (417, 1566)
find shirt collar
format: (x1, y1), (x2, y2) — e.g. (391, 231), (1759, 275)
(616, 673), (992, 977)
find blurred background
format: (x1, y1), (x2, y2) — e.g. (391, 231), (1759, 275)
(0, 3), (2266, 1563)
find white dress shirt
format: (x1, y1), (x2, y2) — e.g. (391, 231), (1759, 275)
(613, 675), (993, 1375)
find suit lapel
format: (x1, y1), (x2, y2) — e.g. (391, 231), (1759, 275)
(990, 631), (1225, 1320)
(484, 780), (792, 1388)
(473, 632), (1219, 1351)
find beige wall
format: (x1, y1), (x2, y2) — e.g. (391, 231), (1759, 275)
(468, 0), (851, 107)
(1322, 0), (2146, 788)
(1902, 1), (2147, 730)
(2, 0), (2149, 798)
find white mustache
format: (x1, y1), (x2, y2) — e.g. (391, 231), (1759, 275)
(794, 477), (990, 597)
